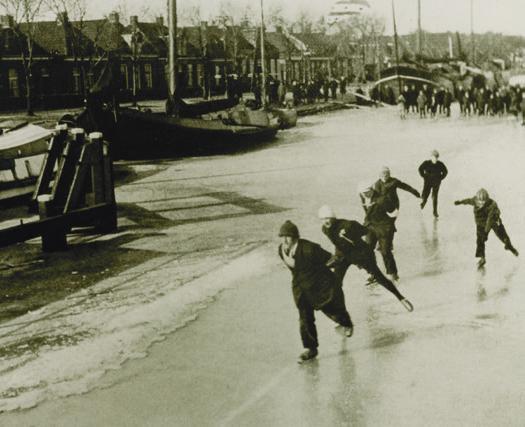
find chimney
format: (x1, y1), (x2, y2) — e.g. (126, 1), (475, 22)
(109, 12), (119, 25)
(130, 15), (138, 29)
(156, 16), (164, 27)
(0, 15), (14, 29)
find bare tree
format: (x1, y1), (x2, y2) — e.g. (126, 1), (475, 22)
(0, 0), (47, 114)
(46, 0), (96, 96)
(332, 13), (385, 81)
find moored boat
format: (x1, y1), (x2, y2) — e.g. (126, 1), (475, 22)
(0, 121), (53, 201)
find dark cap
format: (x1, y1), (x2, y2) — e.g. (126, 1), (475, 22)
(278, 220), (299, 238)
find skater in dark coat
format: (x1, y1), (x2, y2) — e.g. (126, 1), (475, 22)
(278, 220), (354, 362)
(419, 149), (448, 218)
(373, 166), (421, 212)
(318, 205), (413, 312)
(454, 189), (519, 268)
(359, 185), (402, 281)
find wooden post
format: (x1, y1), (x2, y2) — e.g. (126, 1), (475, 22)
(30, 123), (68, 212)
(98, 133), (118, 233)
(52, 128), (85, 212)
(38, 193), (67, 252)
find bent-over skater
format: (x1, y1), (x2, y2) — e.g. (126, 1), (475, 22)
(278, 220), (354, 363)
(318, 205), (413, 312)
(454, 189), (519, 268)
(419, 150), (448, 218)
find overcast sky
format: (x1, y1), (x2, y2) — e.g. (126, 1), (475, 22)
(39, 0), (525, 36)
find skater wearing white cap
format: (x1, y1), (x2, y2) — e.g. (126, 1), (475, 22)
(318, 206), (413, 312)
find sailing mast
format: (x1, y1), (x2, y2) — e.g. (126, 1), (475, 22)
(259, 0), (267, 108)
(168, 0), (177, 97)
(417, 0), (422, 56)
(470, 0), (475, 63)
(391, 0), (402, 95)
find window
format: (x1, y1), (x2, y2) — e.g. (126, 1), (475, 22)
(72, 67), (81, 93)
(87, 71), (94, 89)
(144, 63), (153, 89)
(120, 64), (129, 89)
(188, 64), (194, 88)
(8, 68), (19, 97)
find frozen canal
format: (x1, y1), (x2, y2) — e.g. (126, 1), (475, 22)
(1, 106), (525, 426)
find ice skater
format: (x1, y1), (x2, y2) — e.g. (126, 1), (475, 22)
(278, 220), (354, 363)
(359, 183), (402, 281)
(318, 205), (413, 312)
(454, 189), (519, 268)
(373, 166), (421, 213)
(419, 150), (448, 218)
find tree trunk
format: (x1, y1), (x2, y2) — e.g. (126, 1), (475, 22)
(25, 70), (34, 116)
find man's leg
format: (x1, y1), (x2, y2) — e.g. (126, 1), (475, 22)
(379, 229), (398, 277)
(431, 183), (441, 217)
(363, 261), (404, 299)
(493, 221), (519, 256)
(476, 225), (487, 266)
(421, 180), (432, 209)
(297, 299), (318, 351)
(333, 259), (352, 287)
(321, 286), (353, 329)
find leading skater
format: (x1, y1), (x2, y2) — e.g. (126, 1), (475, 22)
(318, 205), (413, 312)
(454, 188), (519, 268)
(418, 150), (448, 218)
(278, 220), (354, 363)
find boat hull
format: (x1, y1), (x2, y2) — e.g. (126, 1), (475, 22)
(111, 109), (279, 159)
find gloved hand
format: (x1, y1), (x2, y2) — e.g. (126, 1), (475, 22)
(454, 200), (460, 205)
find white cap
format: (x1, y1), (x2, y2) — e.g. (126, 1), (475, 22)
(318, 205), (335, 219)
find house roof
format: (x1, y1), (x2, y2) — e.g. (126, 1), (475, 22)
(293, 32), (337, 57)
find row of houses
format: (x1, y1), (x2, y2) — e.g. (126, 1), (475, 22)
(0, 12), (374, 112)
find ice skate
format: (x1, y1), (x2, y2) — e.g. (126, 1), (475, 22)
(400, 298), (414, 312)
(477, 257), (487, 269)
(336, 325), (353, 337)
(298, 348), (318, 363)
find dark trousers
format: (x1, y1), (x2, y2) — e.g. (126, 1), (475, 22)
(297, 287), (352, 350)
(333, 256), (404, 300)
(368, 228), (398, 275)
(476, 222), (515, 258)
(421, 181), (441, 215)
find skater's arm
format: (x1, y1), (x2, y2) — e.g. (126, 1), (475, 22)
(396, 180), (421, 198)
(309, 243), (332, 266)
(441, 163), (448, 180)
(454, 198), (475, 206)
(418, 162), (427, 178)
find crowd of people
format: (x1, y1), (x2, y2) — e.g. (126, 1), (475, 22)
(394, 82), (525, 121)
(278, 150), (519, 363)
(226, 73), (354, 108)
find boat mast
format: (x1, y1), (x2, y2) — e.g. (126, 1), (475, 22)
(470, 0), (475, 63)
(168, 0), (177, 97)
(259, 0), (267, 108)
(417, 0), (422, 56)
(391, 0), (402, 95)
